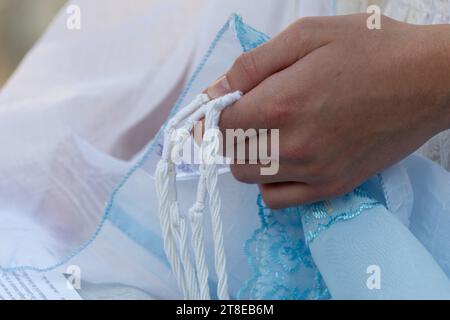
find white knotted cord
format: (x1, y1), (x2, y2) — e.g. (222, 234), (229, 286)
(201, 96), (237, 300)
(155, 91), (242, 300)
(156, 94), (210, 300)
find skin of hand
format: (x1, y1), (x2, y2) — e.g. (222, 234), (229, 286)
(204, 14), (450, 209)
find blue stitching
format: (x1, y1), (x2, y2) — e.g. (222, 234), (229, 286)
(232, 14), (270, 52)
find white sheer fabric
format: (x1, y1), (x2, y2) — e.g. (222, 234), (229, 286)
(1, 0), (450, 299)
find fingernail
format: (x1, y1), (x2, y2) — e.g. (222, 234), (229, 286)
(207, 75), (231, 99)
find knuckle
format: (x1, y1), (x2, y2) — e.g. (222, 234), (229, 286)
(272, 90), (294, 119)
(234, 51), (259, 85)
(294, 17), (317, 31)
(290, 17), (317, 41)
(260, 92), (292, 128)
(278, 27), (297, 52)
(280, 139), (314, 162)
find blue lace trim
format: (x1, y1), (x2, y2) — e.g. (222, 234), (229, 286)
(301, 188), (381, 244)
(238, 195), (330, 300)
(239, 188), (381, 300)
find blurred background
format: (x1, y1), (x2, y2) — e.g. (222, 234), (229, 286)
(0, 0), (384, 89)
(0, 0), (66, 87)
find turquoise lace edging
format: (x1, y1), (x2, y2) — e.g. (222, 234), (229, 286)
(238, 187), (381, 300)
(237, 194), (330, 300)
(301, 188), (381, 244)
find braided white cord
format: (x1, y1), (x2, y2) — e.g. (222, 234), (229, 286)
(155, 94), (209, 299)
(156, 91), (242, 300)
(167, 94), (210, 129)
(168, 130), (201, 299)
(158, 133), (198, 299)
(188, 185), (210, 300)
(180, 101), (225, 301)
(201, 92), (242, 300)
(175, 103), (216, 300)
(169, 195), (200, 299)
(188, 92), (242, 300)
(155, 144), (188, 298)
(170, 99), (215, 300)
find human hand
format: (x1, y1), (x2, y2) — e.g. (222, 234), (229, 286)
(206, 14), (450, 209)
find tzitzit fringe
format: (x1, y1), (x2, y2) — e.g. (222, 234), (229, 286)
(155, 91), (242, 300)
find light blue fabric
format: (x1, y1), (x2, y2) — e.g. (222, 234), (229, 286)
(310, 204), (450, 299)
(238, 184), (382, 299)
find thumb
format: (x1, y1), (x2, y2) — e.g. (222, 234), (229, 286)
(207, 17), (332, 98)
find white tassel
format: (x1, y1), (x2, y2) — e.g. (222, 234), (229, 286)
(155, 155), (189, 298)
(155, 94), (209, 300)
(155, 91), (242, 300)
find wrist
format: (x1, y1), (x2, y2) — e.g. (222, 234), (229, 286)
(397, 23), (450, 137)
(428, 24), (450, 132)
